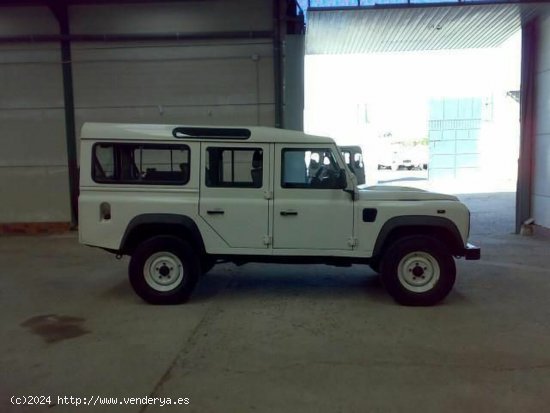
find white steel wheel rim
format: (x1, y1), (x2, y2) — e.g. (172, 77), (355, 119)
(143, 252), (185, 292)
(397, 251), (440, 293)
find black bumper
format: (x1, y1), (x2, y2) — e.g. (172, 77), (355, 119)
(463, 243), (481, 260)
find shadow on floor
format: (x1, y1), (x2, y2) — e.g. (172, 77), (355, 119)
(191, 266), (389, 305)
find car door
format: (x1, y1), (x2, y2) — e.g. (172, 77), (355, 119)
(199, 142), (271, 249)
(273, 144), (354, 251)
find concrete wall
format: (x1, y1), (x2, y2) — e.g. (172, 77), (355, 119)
(534, 13), (550, 229)
(0, 0), (275, 224)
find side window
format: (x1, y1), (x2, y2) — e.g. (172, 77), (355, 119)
(93, 144), (115, 180)
(341, 150), (363, 170)
(342, 150), (351, 166)
(92, 143), (190, 185)
(134, 146), (190, 183)
(206, 147), (263, 188)
(282, 148), (341, 189)
(353, 153), (364, 169)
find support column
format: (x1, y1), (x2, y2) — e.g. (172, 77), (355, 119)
(284, 35), (305, 131)
(51, 4), (78, 228)
(516, 18), (539, 233)
(273, 0), (285, 128)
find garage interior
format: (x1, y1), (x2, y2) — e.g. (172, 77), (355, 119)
(1, 0), (550, 412)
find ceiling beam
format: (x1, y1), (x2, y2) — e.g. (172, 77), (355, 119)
(0, 0), (206, 6)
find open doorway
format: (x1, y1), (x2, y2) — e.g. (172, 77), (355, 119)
(304, 30), (521, 234)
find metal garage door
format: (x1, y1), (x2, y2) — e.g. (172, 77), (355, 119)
(428, 97), (484, 180)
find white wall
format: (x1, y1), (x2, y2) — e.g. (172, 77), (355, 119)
(533, 13), (550, 229)
(0, 0), (275, 224)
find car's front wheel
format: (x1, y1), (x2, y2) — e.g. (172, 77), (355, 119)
(129, 236), (200, 304)
(380, 235), (456, 306)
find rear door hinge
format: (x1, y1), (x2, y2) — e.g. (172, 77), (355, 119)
(263, 235), (272, 246)
(347, 237), (358, 248)
(264, 190), (273, 200)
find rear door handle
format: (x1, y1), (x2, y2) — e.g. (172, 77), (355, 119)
(207, 209), (225, 215)
(280, 210), (298, 216)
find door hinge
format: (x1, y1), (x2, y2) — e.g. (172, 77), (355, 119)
(263, 235), (272, 246)
(264, 190), (273, 200)
(347, 237), (358, 248)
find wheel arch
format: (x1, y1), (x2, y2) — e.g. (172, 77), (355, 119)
(372, 216), (465, 260)
(119, 213), (205, 256)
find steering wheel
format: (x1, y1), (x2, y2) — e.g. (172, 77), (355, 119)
(312, 166), (336, 188)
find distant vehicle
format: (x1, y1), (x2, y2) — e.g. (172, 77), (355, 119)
(340, 145), (366, 185)
(379, 147), (428, 171)
(397, 158), (418, 171)
(377, 151), (398, 170)
(397, 147), (428, 170)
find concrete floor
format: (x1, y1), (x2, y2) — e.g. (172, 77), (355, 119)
(2, 192), (550, 413)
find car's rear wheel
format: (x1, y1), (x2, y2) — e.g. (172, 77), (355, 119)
(380, 235), (456, 306)
(129, 236), (200, 304)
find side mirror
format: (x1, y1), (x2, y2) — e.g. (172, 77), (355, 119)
(337, 168), (347, 189)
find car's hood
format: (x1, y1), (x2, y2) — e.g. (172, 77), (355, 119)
(356, 185), (458, 201)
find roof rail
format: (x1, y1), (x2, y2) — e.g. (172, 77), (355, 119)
(172, 127), (251, 139)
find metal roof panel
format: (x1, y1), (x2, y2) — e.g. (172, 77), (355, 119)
(306, 3), (548, 54)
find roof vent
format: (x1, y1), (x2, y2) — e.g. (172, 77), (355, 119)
(172, 127), (251, 139)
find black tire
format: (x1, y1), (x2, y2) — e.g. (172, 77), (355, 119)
(129, 236), (200, 305)
(380, 235), (456, 306)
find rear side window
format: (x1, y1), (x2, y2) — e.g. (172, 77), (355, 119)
(205, 147), (263, 188)
(94, 145), (115, 180)
(92, 143), (190, 185)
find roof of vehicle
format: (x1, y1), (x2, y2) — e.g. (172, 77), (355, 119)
(339, 145), (362, 152)
(80, 122), (335, 144)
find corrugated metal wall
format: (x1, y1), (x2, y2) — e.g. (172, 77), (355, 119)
(0, 7), (69, 223)
(306, 4), (534, 54)
(428, 98), (482, 181)
(0, 0), (275, 224)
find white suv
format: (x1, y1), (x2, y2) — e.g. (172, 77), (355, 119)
(79, 123), (479, 306)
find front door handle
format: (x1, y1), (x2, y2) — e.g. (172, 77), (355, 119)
(207, 209), (225, 215)
(280, 210), (298, 216)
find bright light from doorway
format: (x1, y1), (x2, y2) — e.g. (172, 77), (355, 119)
(304, 31), (522, 193)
